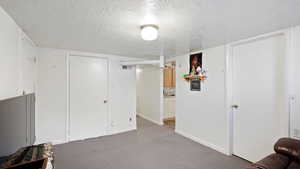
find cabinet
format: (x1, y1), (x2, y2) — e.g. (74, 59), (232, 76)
(164, 67), (176, 88)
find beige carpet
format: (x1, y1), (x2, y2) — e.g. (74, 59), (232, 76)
(54, 117), (250, 169)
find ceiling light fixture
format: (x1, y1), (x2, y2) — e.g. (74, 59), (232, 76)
(140, 24), (159, 41)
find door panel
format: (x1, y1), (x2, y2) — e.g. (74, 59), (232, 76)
(69, 56), (108, 141)
(232, 35), (287, 162)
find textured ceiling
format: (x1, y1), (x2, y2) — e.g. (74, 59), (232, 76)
(0, 0), (300, 58)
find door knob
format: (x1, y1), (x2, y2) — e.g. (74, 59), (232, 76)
(104, 100), (108, 104)
(232, 104), (239, 109)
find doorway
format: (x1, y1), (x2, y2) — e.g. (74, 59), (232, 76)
(69, 55), (108, 141)
(163, 61), (176, 129)
(231, 33), (289, 162)
(136, 65), (162, 126)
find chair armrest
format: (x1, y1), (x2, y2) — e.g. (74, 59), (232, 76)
(254, 153), (290, 169)
(274, 138), (300, 162)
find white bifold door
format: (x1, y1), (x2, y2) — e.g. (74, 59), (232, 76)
(232, 34), (288, 162)
(69, 55), (108, 141)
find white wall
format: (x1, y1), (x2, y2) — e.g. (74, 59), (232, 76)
(36, 49), (67, 144)
(0, 6), (37, 100)
(175, 26), (300, 155)
(20, 35), (37, 94)
(136, 65), (162, 125)
(175, 46), (228, 154)
(36, 48), (137, 144)
(108, 58), (137, 134)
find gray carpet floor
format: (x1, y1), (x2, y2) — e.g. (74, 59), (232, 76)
(54, 117), (250, 169)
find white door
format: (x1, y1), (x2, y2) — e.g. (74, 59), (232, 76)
(232, 35), (288, 162)
(69, 55), (108, 141)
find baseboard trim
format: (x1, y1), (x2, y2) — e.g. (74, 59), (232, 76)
(137, 114), (163, 125)
(175, 129), (228, 155)
(107, 126), (136, 136)
(36, 126), (137, 146)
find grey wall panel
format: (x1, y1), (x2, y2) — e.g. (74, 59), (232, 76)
(29, 94), (35, 145)
(25, 94), (35, 145)
(0, 94), (35, 157)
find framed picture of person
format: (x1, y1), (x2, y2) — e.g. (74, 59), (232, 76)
(189, 53), (202, 91)
(189, 53), (202, 75)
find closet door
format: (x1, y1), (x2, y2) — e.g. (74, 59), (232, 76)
(232, 34), (288, 162)
(69, 56), (108, 141)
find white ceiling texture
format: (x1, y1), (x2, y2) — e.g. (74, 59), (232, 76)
(0, 0), (300, 58)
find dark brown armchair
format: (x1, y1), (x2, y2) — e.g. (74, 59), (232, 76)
(245, 138), (300, 169)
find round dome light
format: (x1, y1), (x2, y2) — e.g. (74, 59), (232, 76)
(140, 25), (159, 41)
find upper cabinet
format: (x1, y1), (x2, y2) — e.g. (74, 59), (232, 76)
(164, 62), (176, 88)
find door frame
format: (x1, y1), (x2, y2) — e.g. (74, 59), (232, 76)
(225, 29), (294, 155)
(163, 58), (177, 129)
(66, 54), (109, 142)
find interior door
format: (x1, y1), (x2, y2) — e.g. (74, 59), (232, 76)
(69, 55), (108, 141)
(232, 35), (287, 162)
